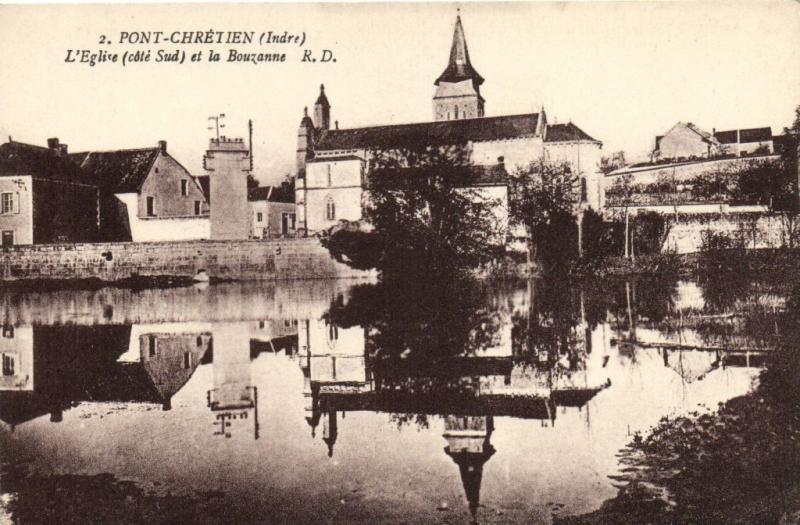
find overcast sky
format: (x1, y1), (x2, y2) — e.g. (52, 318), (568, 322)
(1, 1), (799, 185)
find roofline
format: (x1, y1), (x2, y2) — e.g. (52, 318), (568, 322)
(325, 112), (540, 134)
(605, 153), (781, 176)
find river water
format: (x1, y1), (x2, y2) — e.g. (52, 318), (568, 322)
(0, 276), (786, 524)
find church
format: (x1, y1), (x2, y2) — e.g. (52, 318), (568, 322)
(294, 13), (603, 235)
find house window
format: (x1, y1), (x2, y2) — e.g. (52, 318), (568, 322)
(1, 231), (12, 247)
(1, 193), (14, 214)
(325, 197), (336, 221)
(148, 335), (157, 357)
(196, 336), (203, 347)
(183, 352), (193, 369)
(2, 325), (13, 338)
(146, 196), (156, 216)
(181, 179), (188, 196)
(2, 353), (14, 376)
(257, 212), (263, 223)
(194, 201), (201, 215)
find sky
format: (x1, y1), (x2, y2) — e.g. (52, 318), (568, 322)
(1, 1), (799, 185)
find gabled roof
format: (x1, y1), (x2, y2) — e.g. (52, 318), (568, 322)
(194, 175), (210, 204)
(436, 15), (484, 88)
(0, 141), (92, 184)
(315, 113), (541, 151)
(685, 122), (719, 145)
(70, 147), (160, 193)
(248, 184), (295, 203)
(545, 122), (600, 143)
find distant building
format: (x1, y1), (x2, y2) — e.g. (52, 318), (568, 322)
(654, 122), (722, 160)
(0, 139), (99, 246)
(248, 185), (296, 239)
(70, 140), (209, 242)
(713, 127), (773, 157)
(203, 138), (251, 240)
(654, 122), (774, 160)
(294, 14), (603, 235)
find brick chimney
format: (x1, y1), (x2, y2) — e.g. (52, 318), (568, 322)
(158, 140), (167, 154)
(47, 137), (59, 151)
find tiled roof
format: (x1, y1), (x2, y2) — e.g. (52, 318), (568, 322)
(70, 148), (160, 193)
(0, 141), (92, 184)
(315, 113), (541, 151)
(248, 184), (295, 203)
(194, 175), (210, 204)
(685, 122), (719, 144)
(248, 186), (272, 201)
(713, 130), (738, 144)
(545, 122), (600, 143)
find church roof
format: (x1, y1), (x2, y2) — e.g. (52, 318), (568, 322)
(315, 113), (541, 151)
(436, 15), (484, 88)
(315, 84), (330, 107)
(545, 122), (601, 143)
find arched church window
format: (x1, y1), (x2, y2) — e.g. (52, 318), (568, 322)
(327, 165), (332, 187)
(326, 320), (338, 348)
(580, 178), (588, 202)
(325, 196), (336, 221)
(454, 106), (459, 119)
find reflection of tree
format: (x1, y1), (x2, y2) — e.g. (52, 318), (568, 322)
(325, 276), (508, 424)
(511, 278), (586, 385)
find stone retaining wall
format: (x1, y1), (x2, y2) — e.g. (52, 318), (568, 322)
(0, 238), (372, 282)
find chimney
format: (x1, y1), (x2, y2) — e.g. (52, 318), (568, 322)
(58, 144), (68, 156)
(497, 156), (505, 167)
(158, 140), (167, 154)
(335, 120), (339, 130)
(47, 137), (60, 151)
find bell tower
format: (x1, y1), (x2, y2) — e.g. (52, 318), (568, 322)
(433, 12), (485, 121)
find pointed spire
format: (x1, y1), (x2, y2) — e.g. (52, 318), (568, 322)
(435, 12), (484, 87)
(315, 84), (330, 107)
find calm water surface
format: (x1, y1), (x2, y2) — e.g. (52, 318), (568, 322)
(0, 276), (785, 524)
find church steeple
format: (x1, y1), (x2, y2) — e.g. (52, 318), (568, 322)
(433, 12), (485, 121)
(435, 12), (484, 90)
(314, 84), (331, 131)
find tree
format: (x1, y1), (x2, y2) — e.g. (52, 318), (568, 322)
(246, 172), (259, 191)
(508, 160), (580, 266)
(322, 144), (504, 278)
(600, 151), (627, 175)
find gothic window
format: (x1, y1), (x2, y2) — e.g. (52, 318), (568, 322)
(580, 178), (587, 202)
(327, 165), (332, 187)
(326, 321), (339, 348)
(454, 106), (459, 120)
(325, 196), (336, 221)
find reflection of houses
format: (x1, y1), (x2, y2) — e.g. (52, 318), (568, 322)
(70, 140), (209, 242)
(250, 318), (299, 359)
(0, 324), (33, 391)
(206, 324), (259, 439)
(0, 325), (207, 429)
(0, 139), (100, 245)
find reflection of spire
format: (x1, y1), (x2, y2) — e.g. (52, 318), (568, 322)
(443, 416), (495, 521)
(322, 409), (338, 457)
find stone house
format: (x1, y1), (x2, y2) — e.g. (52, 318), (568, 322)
(0, 139), (99, 246)
(248, 185), (296, 239)
(294, 14), (603, 235)
(655, 122), (775, 160)
(70, 140), (209, 242)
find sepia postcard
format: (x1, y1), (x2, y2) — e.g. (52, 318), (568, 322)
(1, 1), (799, 523)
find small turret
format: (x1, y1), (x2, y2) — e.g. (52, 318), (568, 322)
(297, 106), (315, 176)
(314, 84), (331, 131)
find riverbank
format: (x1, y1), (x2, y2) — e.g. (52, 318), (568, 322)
(0, 238), (373, 285)
(557, 285), (800, 525)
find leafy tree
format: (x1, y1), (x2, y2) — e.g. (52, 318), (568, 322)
(323, 144), (504, 278)
(508, 160), (579, 265)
